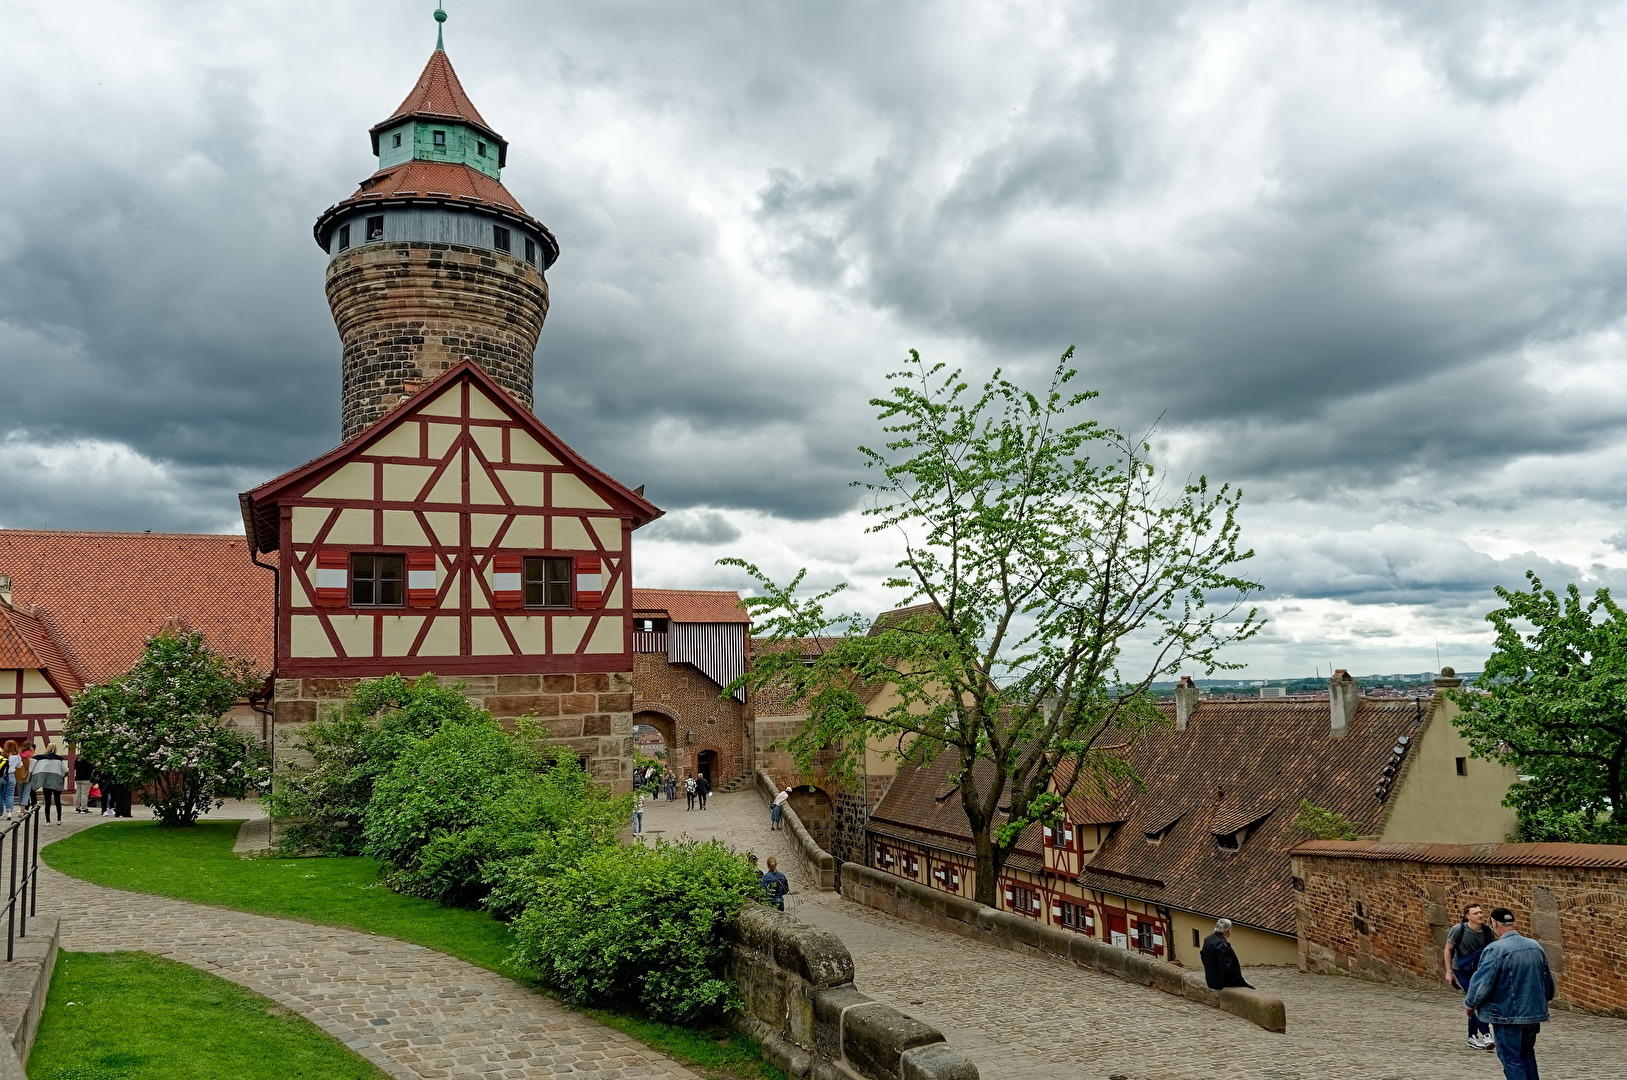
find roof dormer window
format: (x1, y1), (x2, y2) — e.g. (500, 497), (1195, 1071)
(433, 130), (446, 147)
(477, 140), (487, 157)
(392, 133), (402, 148)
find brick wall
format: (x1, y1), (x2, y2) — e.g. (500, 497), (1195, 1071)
(631, 652), (748, 785)
(274, 671), (633, 787)
(326, 241), (548, 439)
(1293, 841), (1627, 1018)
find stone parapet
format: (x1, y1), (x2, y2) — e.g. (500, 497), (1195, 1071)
(273, 671), (633, 786)
(840, 862), (1288, 1033)
(0, 914), (58, 1077)
(726, 905), (978, 1079)
(757, 770), (837, 891)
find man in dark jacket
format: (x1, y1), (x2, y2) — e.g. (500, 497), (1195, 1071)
(696, 772), (711, 810)
(1465, 908), (1556, 1080)
(1200, 918), (1254, 990)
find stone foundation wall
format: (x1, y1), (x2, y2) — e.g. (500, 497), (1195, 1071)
(1293, 841), (1627, 1018)
(273, 672), (633, 787)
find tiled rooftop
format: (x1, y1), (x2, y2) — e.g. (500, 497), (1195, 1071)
(632, 588), (749, 624)
(0, 530), (274, 685)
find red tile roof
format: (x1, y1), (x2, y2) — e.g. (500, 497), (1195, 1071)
(869, 696), (1431, 935)
(1292, 840), (1627, 870)
(351, 159), (530, 214)
(0, 531), (275, 685)
(632, 589), (749, 624)
(0, 600), (83, 696)
(372, 49), (501, 150)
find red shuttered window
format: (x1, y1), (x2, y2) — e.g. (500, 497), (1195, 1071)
(407, 551), (438, 609)
(313, 549), (349, 608)
(491, 553), (523, 609)
(575, 554), (604, 610)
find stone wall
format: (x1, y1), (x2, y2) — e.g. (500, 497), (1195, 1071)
(1293, 840), (1627, 1018)
(841, 863), (1288, 1033)
(757, 770), (837, 891)
(326, 241), (548, 439)
(0, 914), (57, 1078)
(726, 905), (978, 1079)
(633, 651), (749, 785)
(273, 672), (633, 786)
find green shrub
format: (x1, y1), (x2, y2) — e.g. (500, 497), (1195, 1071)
(266, 675), (483, 855)
(509, 839), (766, 1024)
(363, 718), (630, 909)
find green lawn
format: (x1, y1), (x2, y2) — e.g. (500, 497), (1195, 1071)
(42, 821), (520, 976)
(29, 951), (387, 1080)
(43, 821), (785, 1080)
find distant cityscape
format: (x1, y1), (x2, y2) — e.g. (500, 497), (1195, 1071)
(1151, 671), (1479, 700)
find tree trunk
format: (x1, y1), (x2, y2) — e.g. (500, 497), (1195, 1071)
(972, 828), (999, 907)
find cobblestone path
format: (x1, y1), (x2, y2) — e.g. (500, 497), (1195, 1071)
(647, 789), (1627, 1080)
(40, 808), (702, 1080)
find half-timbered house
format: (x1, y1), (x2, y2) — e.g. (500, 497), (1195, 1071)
(862, 672), (1518, 967)
(242, 360), (661, 786)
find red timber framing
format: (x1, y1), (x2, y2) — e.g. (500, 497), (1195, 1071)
(0, 668), (70, 747)
(242, 361), (662, 679)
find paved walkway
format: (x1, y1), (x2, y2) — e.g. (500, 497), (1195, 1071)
(38, 806), (703, 1080)
(647, 788), (1627, 1080)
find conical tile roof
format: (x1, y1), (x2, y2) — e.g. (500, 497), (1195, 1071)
(369, 49), (506, 160)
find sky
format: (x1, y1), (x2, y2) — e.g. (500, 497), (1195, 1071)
(6, 0), (1627, 678)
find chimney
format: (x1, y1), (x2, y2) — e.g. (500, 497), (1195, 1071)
(1174, 676), (1199, 731)
(1433, 666), (1463, 689)
(1328, 668), (1359, 737)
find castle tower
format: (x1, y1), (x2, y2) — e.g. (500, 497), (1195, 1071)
(313, 7), (558, 440)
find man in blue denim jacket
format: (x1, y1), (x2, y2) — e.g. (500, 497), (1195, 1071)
(1465, 907), (1556, 1080)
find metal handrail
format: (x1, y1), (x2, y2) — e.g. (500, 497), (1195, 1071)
(3, 805), (40, 962)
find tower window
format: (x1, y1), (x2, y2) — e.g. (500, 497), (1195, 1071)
(477, 140), (487, 157)
(432, 130), (446, 146)
(1456, 757), (1468, 776)
(337, 224), (351, 251)
(350, 553), (405, 607)
(493, 225), (511, 252)
(523, 557), (572, 608)
(524, 238), (536, 265)
(366, 215), (384, 241)
(392, 132), (402, 148)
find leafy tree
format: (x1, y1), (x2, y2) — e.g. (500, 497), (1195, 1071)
(1452, 573), (1627, 844)
(65, 630), (265, 827)
(266, 674), (486, 855)
(1290, 799), (1361, 841)
(726, 351), (1259, 906)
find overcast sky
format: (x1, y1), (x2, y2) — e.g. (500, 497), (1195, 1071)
(7, 0), (1627, 678)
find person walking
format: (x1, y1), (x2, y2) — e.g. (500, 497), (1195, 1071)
(632, 791), (646, 836)
(1465, 907), (1555, 1080)
(771, 787), (790, 830)
(11, 745), (31, 812)
(696, 771), (711, 810)
(684, 774), (697, 811)
(1445, 903), (1498, 1050)
(1200, 918), (1255, 990)
(665, 772), (677, 802)
(760, 857), (791, 911)
(0, 741), (17, 820)
(29, 743), (68, 823)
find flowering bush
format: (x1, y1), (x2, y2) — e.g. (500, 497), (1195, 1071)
(509, 839), (766, 1024)
(363, 720), (629, 908)
(266, 674), (485, 855)
(65, 630), (266, 827)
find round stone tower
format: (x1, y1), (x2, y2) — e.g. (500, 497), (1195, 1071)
(313, 9), (558, 440)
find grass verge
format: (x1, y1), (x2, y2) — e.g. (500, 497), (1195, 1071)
(43, 821), (785, 1080)
(28, 951), (388, 1080)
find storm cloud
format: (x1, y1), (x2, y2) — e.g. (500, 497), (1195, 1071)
(6, 0), (1627, 674)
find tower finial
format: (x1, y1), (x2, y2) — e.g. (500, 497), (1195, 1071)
(434, 4), (447, 51)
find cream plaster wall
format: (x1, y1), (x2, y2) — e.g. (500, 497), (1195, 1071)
(1381, 695), (1519, 844)
(553, 474), (609, 509)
